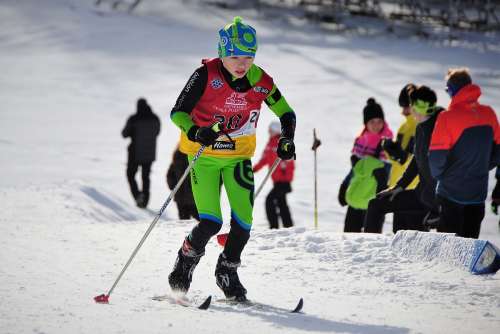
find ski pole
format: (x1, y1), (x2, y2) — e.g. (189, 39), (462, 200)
(94, 144), (206, 304)
(216, 157), (281, 247)
(255, 157), (281, 199)
(312, 128), (321, 229)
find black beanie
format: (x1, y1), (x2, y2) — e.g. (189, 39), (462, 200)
(363, 98), (384, 124)
(398, 83), (416, 107)
(409, 86), (437, 106)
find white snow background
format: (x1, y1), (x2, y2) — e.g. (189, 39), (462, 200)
(0, 1), (499, 333)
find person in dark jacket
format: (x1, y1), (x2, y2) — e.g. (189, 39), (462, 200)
(382, 83), (427, 233)
(491, 167), (500, 228)
(253, 122), (295, 229)
(166, 146), (199, 221)
(429, 68), (500, 238)
(122, 98), (161, 208)
(364, 85), (442, 233)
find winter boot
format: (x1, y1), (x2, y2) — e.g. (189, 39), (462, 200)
(215, 253), (247, 301)
(168, 238), (204, 293)
(135, 193), (146, 208)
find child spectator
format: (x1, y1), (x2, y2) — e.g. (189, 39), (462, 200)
(254, 121), (295, 229)
(338, 98), (393, 232)
(365, 86), (442, 233)
(381, 84), (426, 232)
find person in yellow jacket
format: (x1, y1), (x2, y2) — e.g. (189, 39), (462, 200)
(381, 84), (426, 232)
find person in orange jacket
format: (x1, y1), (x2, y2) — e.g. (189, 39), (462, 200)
(429, 68), (500, 238)
(254, 121), (295, 228)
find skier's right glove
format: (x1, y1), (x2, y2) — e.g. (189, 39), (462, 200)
(376, 186), (403, 202)
(187, 125), (219, 146)
(277, 137), (295, 160)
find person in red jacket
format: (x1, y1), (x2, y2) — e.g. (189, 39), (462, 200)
(254, 121), (295, 228)
(429, 68), (500, 238)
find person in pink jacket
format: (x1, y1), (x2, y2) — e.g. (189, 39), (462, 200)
(254, 121), (295, 228)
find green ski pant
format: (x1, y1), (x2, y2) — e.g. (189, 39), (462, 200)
(188, 155), (255, 230)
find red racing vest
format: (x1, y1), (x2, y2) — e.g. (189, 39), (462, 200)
(179, 58), (274, 158)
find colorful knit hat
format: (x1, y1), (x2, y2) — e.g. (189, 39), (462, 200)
(218, 16), (257, 57)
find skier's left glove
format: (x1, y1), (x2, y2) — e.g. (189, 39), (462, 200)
(277, 137), (295, 160)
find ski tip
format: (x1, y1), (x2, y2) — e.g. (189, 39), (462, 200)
(198, 295), (212, 310)
(291, 298), (303, 313)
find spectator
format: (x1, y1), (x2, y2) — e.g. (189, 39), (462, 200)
(365, 86), (442, 233)
(429, 68), (500, 238)
(122, 98), (160, 208)
(338, 98), (393, 232)
(166, 145), (199, 221)
(491, 167), (500, 228)
(254, 121), (295, 229)
(381, 83), (427, 233)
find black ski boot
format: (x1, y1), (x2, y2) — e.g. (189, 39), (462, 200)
(215, 253), (247, 301)
(168, 238), (204, 293)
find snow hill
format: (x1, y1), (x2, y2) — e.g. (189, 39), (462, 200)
(0, 1), (499, 333)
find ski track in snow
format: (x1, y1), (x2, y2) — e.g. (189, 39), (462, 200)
(1, 0), (500, 333)
(0, 183), (499, 334)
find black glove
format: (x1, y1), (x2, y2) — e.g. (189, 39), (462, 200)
(312, 138), (321, 151)
(187, 125), (219, 146)
(422, 210), (440, 230)
(492, 180), (500, 215)
(277, 137), (295, 160)
(381, 139), (407, 164)
(338, 182), (348, 207)
(376, 186), (403, 201)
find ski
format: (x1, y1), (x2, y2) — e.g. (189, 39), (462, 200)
(152, 294), (212, 310)
(215, 297), (303, 313)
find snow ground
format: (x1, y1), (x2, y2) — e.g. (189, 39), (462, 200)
(0, 1), (499, 333)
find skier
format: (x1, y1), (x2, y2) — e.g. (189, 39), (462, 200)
(253, 121), (295, 229)
(381, 84), (427, 232)
(429, 68), (500, 238)
(166, 145), (199, 221)
(364, 86), (442, 233)
(121, 98), (161, 208)
(167, 17), (296, 301)
(338, 98), (393, 232)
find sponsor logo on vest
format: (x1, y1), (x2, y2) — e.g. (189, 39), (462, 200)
(212, 141), (236, 150)
(211, 78), (224, 89)
(254, 86), (270, 95)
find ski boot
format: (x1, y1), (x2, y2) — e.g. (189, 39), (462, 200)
(168, 238), (204, 293)
(215, 253), (247, 301)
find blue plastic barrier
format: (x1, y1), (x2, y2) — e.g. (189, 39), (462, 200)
(391, 230), (500, 274)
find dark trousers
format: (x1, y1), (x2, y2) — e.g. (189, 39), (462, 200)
(126, 161), (152, 204)
(437, 196), (485, 239)
(265, 182), (293, 229)
(344, 206), (366, 232)
(393, 212), (428, 233)
(364, 189), (428, 233)
(176, 203), (199, 221)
